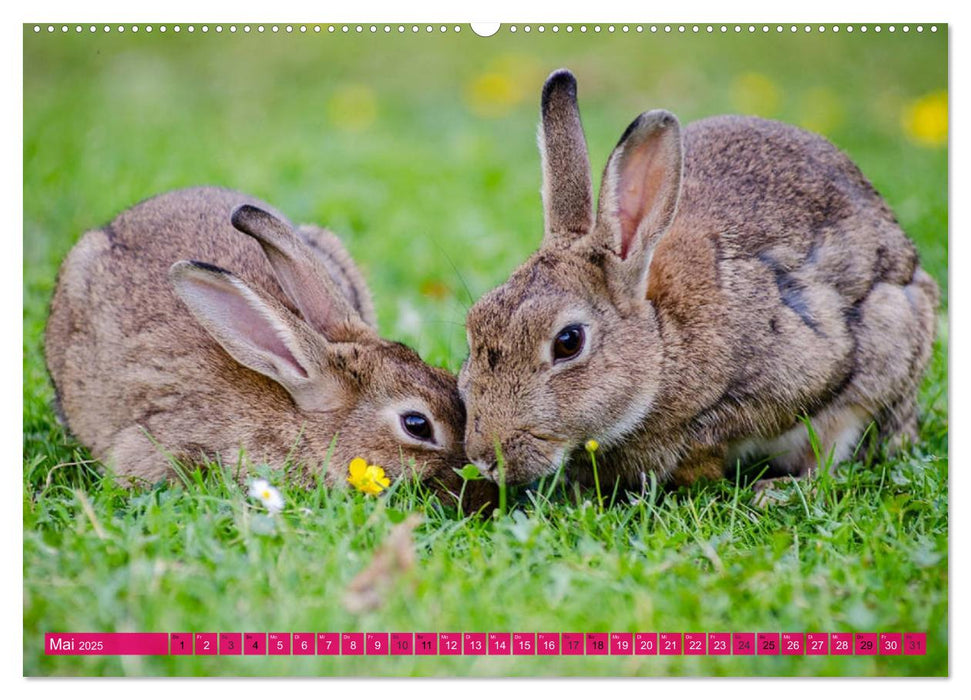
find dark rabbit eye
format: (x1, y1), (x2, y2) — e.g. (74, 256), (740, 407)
(401, 412), (434, 442)
(552, 324), (585, 362)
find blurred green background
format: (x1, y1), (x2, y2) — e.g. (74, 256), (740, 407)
(24, 24), (947, 366)
(24, 24), (947, 676)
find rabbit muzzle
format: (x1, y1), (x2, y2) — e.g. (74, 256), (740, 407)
(465, 421), (570, 485)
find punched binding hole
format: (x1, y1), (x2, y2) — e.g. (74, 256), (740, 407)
(470, 23), (500, 37)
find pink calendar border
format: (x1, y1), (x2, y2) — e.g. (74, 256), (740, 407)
(44, 632), (928, 657)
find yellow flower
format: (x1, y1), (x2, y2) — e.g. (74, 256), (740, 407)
(463, 53), (541, 119)
(731, 72), (780, 117)
(327, 84), (378, 133)
(798, 87), (843, 135)
(585, 439), (600, 454)
(903, 91), (948, 147)
(348, 457), (391, 496)
(465, 73), (520, 118)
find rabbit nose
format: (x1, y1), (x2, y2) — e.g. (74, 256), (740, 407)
(471, 458), (498, 478)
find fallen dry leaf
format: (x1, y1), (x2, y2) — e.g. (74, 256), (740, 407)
(343, 514), (422, 614)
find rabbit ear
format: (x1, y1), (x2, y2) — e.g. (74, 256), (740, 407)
(231, 205), (371, 341)
(539, 69), (595, 246)
(296, 225), (378, 330)
(170, 261), (343, 412)
(595, 110), (684, 297)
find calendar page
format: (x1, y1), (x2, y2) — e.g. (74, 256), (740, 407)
(23, 20), (948, 677)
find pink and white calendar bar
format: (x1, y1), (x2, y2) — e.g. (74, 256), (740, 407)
(806, 633), (828, 655)
(684, 632), (706, 655)
(415, 632), (437, 655)
(44, 630), (930, 656)
(660, 633), (681, 655)
(439, 632), (461, 656)
(585, 633), (608, 656)
(341, 632), (364, 655)
(391, 632), (414, 655)
(635, 633), (658, 655)
(781, 633), (804, 655)
(292, 633), (315, 655)
(463, 632), (486, 655)
(904, 632), (926, 655)
(610, 632), (633, 655)
(513, 632), (535, 655)
(489, 632), (511, 655)
(268, 633), (290, 655)
(561, 633), (583, 655)
(708, 633), (730, 656)
(366, 632), (389, 655)
(537, 633), (560, 655)
(315, 632), (338, 655)
(170, 633), (192, 655)
(45, 633), (168, 655)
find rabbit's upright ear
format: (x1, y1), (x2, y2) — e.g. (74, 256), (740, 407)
(296, 225), (378, 330)
(539, 69), (595, 247)
(231, 205), (372, 341)
(595, 110), (684, 299)
(170, 261), (343, 412)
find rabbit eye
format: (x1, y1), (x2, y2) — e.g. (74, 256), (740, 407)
(401, 412), (434, 442)
(552, 324), (585, 362)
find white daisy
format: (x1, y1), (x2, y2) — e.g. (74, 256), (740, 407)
(248, 478), (284, 514)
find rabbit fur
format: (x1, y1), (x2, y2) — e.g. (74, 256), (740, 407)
(459, 70), (939, 490)
(46, 186), (493, 507)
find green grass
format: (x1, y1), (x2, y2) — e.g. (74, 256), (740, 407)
(23, 25), (948, 676)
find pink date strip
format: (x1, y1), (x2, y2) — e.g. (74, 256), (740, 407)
(44, 631), (929, 656)
(45, 633), (168, 655)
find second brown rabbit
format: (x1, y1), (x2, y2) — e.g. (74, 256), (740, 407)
(459, 70), (939, 493)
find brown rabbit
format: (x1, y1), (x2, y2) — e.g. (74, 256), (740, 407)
(459, 69), (939, 493)
(45, 186), (495, 509)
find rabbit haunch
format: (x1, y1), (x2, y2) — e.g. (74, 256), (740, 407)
(458, 69), (938, 489)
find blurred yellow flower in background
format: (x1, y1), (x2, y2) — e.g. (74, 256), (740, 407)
(466, 73), (520, 118)
(327, 84), (378, 132)
(798, 87), (844, 136)
(464, 53), (542, 118)
(348, 457), (390, 496)
(419, 279), (451, 300)
(731, 72), (780, 117)
(903, 91), (948, 147)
